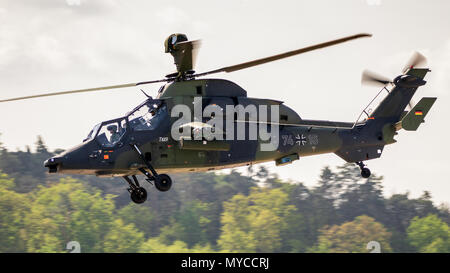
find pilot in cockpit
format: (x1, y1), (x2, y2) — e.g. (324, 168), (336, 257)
(107, 125), (121, 144)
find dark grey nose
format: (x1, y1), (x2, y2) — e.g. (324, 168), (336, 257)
(44, 157), (62, 173)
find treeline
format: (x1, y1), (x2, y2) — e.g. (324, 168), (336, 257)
(0, 135), (449, 253)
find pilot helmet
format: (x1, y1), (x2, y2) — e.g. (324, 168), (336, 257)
(107, 125), (117, 132)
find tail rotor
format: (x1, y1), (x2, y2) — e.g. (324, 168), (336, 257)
(361, 51), (428, 110)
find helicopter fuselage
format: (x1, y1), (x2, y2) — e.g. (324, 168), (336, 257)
(44, 69), (432, 181)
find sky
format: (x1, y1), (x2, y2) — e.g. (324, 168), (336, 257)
(0, 0), (449, 204)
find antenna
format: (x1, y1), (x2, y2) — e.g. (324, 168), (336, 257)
(140, 89), (152, 99)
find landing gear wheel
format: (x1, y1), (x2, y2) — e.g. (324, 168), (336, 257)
(154, 174), (172, 192)
(131, 144), (173, 192)
(361, 168), (371, 178)
(130, 187), (147, 204)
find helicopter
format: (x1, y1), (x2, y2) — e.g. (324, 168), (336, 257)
(0, 33), (436, 204)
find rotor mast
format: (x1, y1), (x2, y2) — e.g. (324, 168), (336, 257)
(164, 33), (201, 80)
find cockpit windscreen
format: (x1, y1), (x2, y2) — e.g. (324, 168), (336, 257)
(128, 102), (168, 131)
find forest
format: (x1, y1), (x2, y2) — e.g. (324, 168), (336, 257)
(0, 135), (449, 253)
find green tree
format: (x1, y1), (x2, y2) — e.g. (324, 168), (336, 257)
(407, 214), (449, 252)
(0, 136), (56, 193)
(384, 191), (446, 252)
(314, 166), (336, 198)
(24, 178), (116, 252)
(0, 173), (29, 252)
(310, 215), (392, 253)
(139, 237), (214, 253)
(117, 203), (155, 238)
(159, 200), (212, 248)
(288, 167), (341, 250)
(103, 219), (144, 253)
(169, 170), (256, 246)
(218, 187), (295, 252)
(278, 183), (313, 252)
(35, 136), (48, 154)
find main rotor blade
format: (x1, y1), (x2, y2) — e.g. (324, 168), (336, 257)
(194, 33), (372, 77)
(361, 69), (392, 86)
(0, 78), (169, 103)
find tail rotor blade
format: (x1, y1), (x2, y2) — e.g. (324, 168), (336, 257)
(403, 51), (427, 73)
(361, 70), (392, 86)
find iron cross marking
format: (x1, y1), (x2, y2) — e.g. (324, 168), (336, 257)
(295, 134), (307, 146)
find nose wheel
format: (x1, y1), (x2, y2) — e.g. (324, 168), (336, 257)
(356, 161), (371, 178)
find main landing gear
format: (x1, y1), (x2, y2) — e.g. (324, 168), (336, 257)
(356, 161), (371, 178)
(123, 143), (173, 204)
(123, 175), (147, 204)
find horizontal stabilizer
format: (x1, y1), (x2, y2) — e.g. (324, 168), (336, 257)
(396, 97), (436, 131)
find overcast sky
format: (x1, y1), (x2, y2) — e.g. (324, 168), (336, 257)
(0, 0), (449, 204)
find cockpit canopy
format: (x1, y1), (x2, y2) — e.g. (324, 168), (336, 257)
(128, 100), (167, 131)
(84, 98), (168, 148)
(96, 118), (127, 148)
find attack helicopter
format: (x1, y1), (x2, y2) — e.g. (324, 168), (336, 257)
(0, 33), (436, 204)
